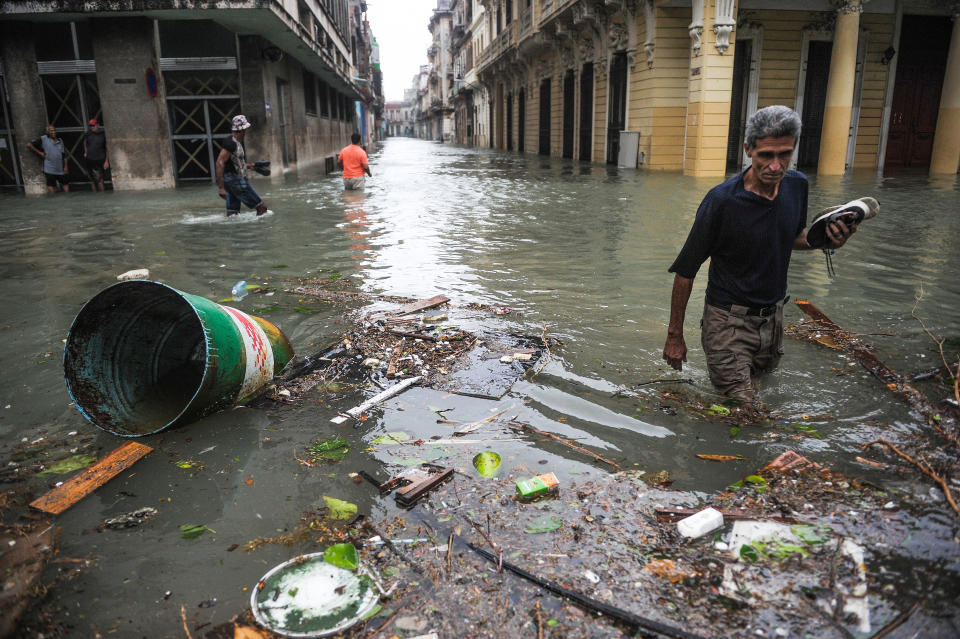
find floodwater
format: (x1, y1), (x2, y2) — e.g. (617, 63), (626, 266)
(1, 138), (959, 637)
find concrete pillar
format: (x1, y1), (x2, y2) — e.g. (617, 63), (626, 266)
(1, 23), (48, 194)
(237, 36), (275, 170)
(930, 13), (960, 174)
(683, 0), (736, 177)
(817, 0), (861, 175)
(92, 18), (174, 189)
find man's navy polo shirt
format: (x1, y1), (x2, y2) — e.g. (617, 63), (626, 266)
(669, 169), (808, 308)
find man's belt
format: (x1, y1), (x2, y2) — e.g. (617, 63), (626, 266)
(708, 296), (788, 317)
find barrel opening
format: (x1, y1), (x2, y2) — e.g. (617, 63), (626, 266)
(64, 282), (207, 436)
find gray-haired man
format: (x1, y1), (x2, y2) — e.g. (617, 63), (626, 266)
(662, 105), (858, 405)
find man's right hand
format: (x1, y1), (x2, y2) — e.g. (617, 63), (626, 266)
(217, 186), (226, 200)
(663, 334), (687, 371)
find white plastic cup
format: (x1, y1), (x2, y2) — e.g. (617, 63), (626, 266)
(677, 507), (724, 538)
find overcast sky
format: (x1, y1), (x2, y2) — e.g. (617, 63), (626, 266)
(366, 0), (437, 103)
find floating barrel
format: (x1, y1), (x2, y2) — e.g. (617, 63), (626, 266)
(64, 281), (293, 437)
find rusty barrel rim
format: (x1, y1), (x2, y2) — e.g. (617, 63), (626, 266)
(64, 280), (293, 437)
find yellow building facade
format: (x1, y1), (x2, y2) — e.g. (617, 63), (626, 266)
(477, 0), (960, 177)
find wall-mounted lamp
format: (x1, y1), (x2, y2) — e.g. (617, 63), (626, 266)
(261, 46), (284, 63)
(881, 46), (896, 65)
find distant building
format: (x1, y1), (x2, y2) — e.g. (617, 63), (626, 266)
(474, 0), (960, 176)
(0, 0), (377, 193)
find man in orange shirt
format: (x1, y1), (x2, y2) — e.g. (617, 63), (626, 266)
(337, 133), (372, 190)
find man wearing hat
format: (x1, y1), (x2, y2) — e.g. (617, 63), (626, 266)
(83, 118), (109, 192)
(662, 105), (871, 407)
(216, 114), (268, 216)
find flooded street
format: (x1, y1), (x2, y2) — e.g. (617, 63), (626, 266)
(1, 138), (959, 637)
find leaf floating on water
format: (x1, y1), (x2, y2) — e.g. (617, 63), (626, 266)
(695, 454), (745, 462)
(524, 514), (563, 534)
(472, 451), (501, 478)
(37, 454), (97, 476)
(794, 423), (823, 439)
(371, 431), (410, 445)
(307, 436), (351, 463)
(707, 404), (731, 416)
(791, 524), (832, 545)
(322, 495), (358, 520)
(179, 524), (212, 539)
(323, 542), (359, 571)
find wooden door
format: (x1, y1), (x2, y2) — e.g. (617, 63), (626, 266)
(506, 92), (513, 151)
(884, 16), (951, 169)
(579, 62), (593, 161)
(798, 40), (831, 170)
(518, 88), (526, 152)
(726, 39), (752, 171)
(562, 69), (575, 159)
(538, 79), (550, 155)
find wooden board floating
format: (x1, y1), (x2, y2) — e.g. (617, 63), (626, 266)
(29, 441), (153, 515)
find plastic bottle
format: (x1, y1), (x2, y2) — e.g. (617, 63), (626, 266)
(231, 280), (248, 301)
(676, 507), (724, 538)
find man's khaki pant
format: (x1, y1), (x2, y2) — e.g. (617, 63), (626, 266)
(700, 299), (785, 403)
(343, 176), (365, 190)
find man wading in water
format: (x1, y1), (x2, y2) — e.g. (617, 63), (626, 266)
(662, 105), (861, 406)
(216, 115), (268, 217)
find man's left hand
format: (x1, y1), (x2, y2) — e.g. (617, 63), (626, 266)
(826, 219), (858, 249)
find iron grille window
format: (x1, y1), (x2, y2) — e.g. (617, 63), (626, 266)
(319, 80), (330, 117)
(304, 70), (317, 116)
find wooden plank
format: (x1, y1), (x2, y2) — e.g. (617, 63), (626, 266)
(395, 467), (454, 507)
(391, 295), (450, 317)
(794, 300), (953, 426)
(30, 441), (153, 515)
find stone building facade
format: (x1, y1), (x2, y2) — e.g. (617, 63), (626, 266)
(0, 0), (382, 194)
(473, 0), (959, 176)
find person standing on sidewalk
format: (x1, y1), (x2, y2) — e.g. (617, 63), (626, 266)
(27, 125), (69, 193)
(661, 105), (859, 406)
(216, 115), (268, 217)
(337, 133), (372, 190)
(83, 119), (109, 192)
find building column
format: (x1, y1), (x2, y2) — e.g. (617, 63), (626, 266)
(930, 10), (960, 174)
(0, 23), (47, 194)
(683, 0), (736, 177)
(92, 18), (174, 189)
(817, 0), (862, 175)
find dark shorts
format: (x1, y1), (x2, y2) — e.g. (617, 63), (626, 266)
(44, 172), (68, 188)
(700, 299), (786, 403)
(87, 160), (105, 183)
(223, 173), (263, 213)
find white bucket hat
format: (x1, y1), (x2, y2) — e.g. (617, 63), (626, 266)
(231, 115), (252, 131)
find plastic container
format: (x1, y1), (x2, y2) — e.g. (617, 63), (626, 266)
(515, 472), (559, 501)
(231, 280), (248, 301)
(676, 507), (724, 538)
(64, 280), (293, 437)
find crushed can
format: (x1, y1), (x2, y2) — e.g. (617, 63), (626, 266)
(515, 472), (559, 501)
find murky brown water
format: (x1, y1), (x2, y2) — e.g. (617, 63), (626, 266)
(1, 138), (958, 636)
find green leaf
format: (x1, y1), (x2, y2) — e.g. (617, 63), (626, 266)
(322, 496), (358, 520)
(253, 306), (284, 313)
(307, 436), (350, 463)
(361, 604), (383, 620)
(707, 404), (731, 416)
(727, 479), (744, 491)
(179, 524), (210, 540)
(739, 544), (759, 562)
(293, 306), (320, 314)
(524, 515), (563, 534)
(794, 423), (822, 439)
(729, 426), (741, 437)
(393, 457), (427, 466)
(547, 619), (559, 627)
(791, 524), (832, 545)
(744, 475), (766, 485)
(323, 543), (359, 570)
(37, 454), (97, 476)
(472, 451), (502, 478)
(372, 431), (410, 445)
(245, 284), (260, 291)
